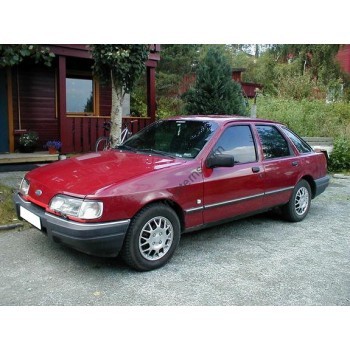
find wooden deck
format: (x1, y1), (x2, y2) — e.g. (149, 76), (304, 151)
(0, 152), (59, 164)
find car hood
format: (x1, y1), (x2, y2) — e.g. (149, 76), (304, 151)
(26, 150), (186, 201)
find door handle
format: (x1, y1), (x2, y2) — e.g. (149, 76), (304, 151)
(252, 167), (260, 173)
(292, 161), (299, 166)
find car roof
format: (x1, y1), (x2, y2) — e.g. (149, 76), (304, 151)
(166, 115), (283, 126)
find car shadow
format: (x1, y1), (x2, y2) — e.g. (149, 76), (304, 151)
(33, 210), (288, 272)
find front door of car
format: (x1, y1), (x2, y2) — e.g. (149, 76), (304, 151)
(202, 125), (265, 224)
(255, 124), (302, 208)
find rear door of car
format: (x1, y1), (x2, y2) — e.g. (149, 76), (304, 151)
(202, 123), (265, 224)
(254, 123), (302, 208)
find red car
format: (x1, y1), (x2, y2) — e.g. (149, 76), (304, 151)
(14, 116), (329, 271)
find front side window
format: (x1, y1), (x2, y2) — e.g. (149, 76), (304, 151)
(121, 120), (218, 159)
(256, 125), (291, 159)
(66, 77), (94, 114)
(212, 125), (257, 164)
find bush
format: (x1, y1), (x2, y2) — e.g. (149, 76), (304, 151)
(328, 138), (350, 172)
(256, 96), (350, 139)
(18, 131), (39, 152)
(274, 61), (316, 100)
(156, 96), (184, 119)
(255, 96), (350, 171)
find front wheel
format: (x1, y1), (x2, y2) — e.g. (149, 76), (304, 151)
(121, 204), (181, 271)
(281, 179), (311, 222)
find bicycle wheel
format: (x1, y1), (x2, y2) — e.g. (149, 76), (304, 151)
(95, 136), (110, 151)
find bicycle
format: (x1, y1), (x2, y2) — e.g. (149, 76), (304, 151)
(95, 120), (137, 152)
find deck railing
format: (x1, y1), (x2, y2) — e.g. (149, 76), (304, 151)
(63, 116), (153, 154)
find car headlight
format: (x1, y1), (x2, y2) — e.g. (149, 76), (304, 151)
(49, 195), (103, 220)
(19, 178), (30, 196)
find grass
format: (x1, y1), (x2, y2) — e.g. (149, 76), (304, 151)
(0, 184), (19, 226)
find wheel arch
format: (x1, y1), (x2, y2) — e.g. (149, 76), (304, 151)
(301, 175), (316, 199)
(135, 198), (185, 233)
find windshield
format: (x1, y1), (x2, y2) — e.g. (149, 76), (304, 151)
(120, 120), (218, 159)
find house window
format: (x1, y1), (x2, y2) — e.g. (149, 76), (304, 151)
(66, 75), (95, 115)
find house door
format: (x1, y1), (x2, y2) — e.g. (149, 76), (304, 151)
(0, 70), (9, 153)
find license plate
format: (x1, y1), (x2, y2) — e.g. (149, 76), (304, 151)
(20, 206), (41, 230)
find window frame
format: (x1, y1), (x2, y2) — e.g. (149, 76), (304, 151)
(65, 70), (100, 117)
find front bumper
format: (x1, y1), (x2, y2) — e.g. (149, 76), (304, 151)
(14, 193), (130, 257)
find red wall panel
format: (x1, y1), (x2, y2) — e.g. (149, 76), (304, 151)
(337, 44), (350, 74)
(13, 64), (59, 150)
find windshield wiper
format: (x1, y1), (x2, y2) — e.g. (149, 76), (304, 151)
(138, 148), (176, 158)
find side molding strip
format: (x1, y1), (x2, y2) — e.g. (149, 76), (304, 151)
(185, 186), (295, 214)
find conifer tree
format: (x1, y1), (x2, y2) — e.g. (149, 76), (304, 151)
(182, 47), (247, 115)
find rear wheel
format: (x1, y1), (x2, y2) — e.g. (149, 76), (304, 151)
(121, 204), (181, 271)
(282, 179), (311, 222)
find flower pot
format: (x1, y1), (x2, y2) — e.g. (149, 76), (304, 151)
(48, 147), (58, 154)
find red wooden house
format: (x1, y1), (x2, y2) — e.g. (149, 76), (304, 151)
(0, 44), (160, 154)
(337, 44), (350, 75)
(231, 68), (263, 98)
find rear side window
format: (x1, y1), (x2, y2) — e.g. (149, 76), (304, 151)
(282, 127), (313, 154)
(256, 125), (291, 159)
(213, 125), (257, 163)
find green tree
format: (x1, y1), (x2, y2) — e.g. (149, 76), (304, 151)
(227, 44), (349, 100)
(182, 46), (247, 115)
(0, 44), (55, 68)
(131, 44), (204, 118)
(91, 45), (149, 146)
(269, 44), (341, 85)
(229, 44), (272, 58)
(156, 44), (203, 117)
(156, 44), (202, 95)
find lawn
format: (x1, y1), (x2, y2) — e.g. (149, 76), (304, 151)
(0, 184), (19, 226)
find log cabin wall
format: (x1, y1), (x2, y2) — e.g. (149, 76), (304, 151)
(11, 63), (59, 151)
(337, 44), (350, 74)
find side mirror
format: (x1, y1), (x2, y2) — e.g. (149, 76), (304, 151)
(206, 154), (235, 168)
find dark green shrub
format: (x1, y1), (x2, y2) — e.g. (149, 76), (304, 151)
(157, 97), (184, 119)
(182, 47), (248, 116)
(328, 138), (350, 172)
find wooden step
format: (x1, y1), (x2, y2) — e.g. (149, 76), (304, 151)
(0, 152), (59, 164)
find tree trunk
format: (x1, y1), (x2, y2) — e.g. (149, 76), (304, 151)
(110, 74), (124, 147)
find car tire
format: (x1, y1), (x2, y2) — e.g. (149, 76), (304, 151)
(121, 203), (181, 271)
(281, 179), (311, 222)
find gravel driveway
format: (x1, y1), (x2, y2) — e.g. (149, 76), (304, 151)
(0, 171), (349, 306)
